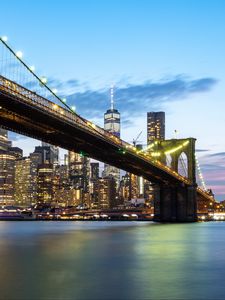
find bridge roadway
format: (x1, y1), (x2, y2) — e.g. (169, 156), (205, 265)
(0, 75), (212, 203)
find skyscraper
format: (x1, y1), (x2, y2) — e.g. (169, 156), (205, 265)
(147, 112), (165, 144)
(37, 164), (54, 204)
(34, 142), (59, 167)
(90, 162), (99, 208)
(68, 151), (90, 205)
(42, 142), (59, 167)
(0, 150), (16, 205)
(98, 177), (116, 209)
(0, 129), (18, 206)
(103, 86), (120, 188)
(15, 157), (32, 207)
(90, 163), (99, 181)
(25, 152), (41, 205)
(104, 86), (120, 137)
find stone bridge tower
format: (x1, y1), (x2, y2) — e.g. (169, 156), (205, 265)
(152, 138), (197, 222)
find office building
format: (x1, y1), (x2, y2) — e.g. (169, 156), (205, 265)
(98, 176), (116, 209)
(68, 151), (90, 206)
(103, 86), (120, 188)
(147, 112), (165, 144)
(0, 150), (16, 205)
(15, 157), (32, 206)
(90, 162), (99, 208)
(37, 164), (54, 204)
(0, 129), (20, 206)
(34, 143), (59, 167)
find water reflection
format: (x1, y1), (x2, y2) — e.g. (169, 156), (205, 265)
(0, 221), (225, 299)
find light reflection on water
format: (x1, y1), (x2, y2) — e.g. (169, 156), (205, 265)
(0, 221), (225, 300)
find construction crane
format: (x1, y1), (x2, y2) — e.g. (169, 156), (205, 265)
(132, 131), (143, 147)
(128, 131), (143, 201)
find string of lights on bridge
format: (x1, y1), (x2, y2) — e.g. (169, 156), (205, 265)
(0, 36), (76, 115)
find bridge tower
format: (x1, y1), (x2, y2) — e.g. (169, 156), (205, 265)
(153, 138), (197, 222)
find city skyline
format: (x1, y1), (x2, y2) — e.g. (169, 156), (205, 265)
(0, 0), (225, 199)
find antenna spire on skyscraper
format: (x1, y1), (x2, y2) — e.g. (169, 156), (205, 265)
(110, 84), (114, 110)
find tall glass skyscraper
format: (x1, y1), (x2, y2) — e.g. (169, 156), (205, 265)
(104, 86), (120, 136)
(0, 129), (14, 205)
(103, 86), (120, 188)
(147, 112), (165, 144)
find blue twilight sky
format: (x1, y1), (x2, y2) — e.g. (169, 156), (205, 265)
(0, 0), (225, 199)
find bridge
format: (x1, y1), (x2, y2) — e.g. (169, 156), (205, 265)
(0, 36), (214, 222)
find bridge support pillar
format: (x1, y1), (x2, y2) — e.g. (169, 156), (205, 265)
(153, 185), (197, 222)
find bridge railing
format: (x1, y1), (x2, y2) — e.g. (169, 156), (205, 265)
(0, 75), (192, 185)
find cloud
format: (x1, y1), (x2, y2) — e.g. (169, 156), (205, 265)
(209, 152), (225, 157)
(65, 75), (217, 121)
(196, 149), (210, 152)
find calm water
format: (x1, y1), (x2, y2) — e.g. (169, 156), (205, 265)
(0, 221), (225, 300)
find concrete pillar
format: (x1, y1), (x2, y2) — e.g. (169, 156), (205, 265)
(153, 185), (161, 221)
(154, 184), (197, 222)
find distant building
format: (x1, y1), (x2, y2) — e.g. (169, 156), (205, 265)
(0, 149), (16, 205)
(41, 142), (59, 167)
(29, 152), (42, 205)
(15, 157), (32, 206)
(119, 173), (130, 201)
(0, 129), (22, 206)
(90, 162), (99, 180)
(37, 164), (54, 204)
(68, 151), (90, 206)
(103, 86), (120, 189)
(55, 164), (69, 188)
(147, 112), (165, 144)
(90, 162), (99, 208)
(98, 177), (116, 209)
(9, 147), (23, 159)
(34, 143), (59, 167)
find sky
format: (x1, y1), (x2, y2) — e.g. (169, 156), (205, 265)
(0, 0), (225, 199)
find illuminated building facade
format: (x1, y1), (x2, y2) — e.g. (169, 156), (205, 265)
(9, 147), (23, 159)
(15, 157), (32, 206)
(0, 129), (17, 205)
(29, 152), (42, 205)
(103, 86), (120, 189)
(37, 164), (53, 203)
(0, 150), (16, 205)
(90, 162), (99, 207)
(147, 112), (165, 144)
(68, 151), (90, 205)
(119, 173), (130, 201)
(98, 177), (116, 209)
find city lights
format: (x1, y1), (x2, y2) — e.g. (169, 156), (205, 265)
(29, 66), (35, 72)
(1, 36), (8, 42)
(15, 51), (23, 59)
(0, 32), (216, 225)
(40, 77), (48, 84)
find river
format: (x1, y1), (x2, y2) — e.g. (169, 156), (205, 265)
(0, 221), (225, 300)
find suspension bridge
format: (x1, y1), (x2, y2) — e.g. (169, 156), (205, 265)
(0, 36), (215, 222)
